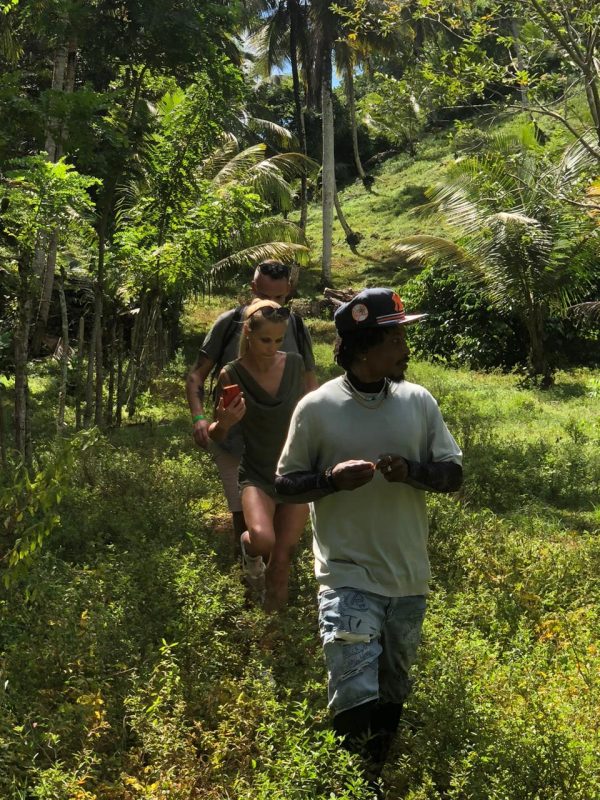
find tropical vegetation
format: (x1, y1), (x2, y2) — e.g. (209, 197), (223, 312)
(1, 0), (599, 798)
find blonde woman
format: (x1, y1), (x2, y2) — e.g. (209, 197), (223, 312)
(209, 299), (309, 610)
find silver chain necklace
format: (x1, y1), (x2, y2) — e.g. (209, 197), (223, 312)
(343, 374), (390, 409)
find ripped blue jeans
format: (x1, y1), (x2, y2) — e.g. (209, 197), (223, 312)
(318, 587), (427, 715)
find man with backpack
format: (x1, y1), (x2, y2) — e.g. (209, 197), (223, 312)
(185, 260), (318, 541)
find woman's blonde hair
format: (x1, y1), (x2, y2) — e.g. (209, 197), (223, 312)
(239, 299), (288, 358)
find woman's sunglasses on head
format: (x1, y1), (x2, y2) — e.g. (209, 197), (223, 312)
(249, 306), (291, 320)
(258, 263), (290, 280)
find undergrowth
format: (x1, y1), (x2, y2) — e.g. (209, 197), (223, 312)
(1, 325), (599, 799)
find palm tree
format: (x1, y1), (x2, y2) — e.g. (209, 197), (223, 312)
(393, 125), (599, 385)
(202, 133), (318, 277)
(334, 17), (409, 190)
(251, 1), (372, 281)
(248, 0), (312, 228)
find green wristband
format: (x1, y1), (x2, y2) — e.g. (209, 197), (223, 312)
(192, 414), (205, 423)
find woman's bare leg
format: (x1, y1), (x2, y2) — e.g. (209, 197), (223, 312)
(264, 502), (309, 612)
(241, 486), (277, 559)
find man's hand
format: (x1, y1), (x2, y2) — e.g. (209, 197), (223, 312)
(330, 460), (376, 491)
(376, 454), (409, 483)
(192, 418), (211, 449)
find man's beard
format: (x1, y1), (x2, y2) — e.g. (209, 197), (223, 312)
(388, 371), (406, 384)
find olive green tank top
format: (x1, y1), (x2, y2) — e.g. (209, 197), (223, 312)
(224, 353), (305, 496)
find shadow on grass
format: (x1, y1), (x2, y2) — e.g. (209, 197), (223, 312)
(535, 381), (589, 400)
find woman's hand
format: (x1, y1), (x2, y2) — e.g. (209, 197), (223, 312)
(192, 417), (210, 449)
(209, 392), (246, 442)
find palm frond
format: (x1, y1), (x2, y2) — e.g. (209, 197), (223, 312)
(492, 211), (542, 228)
(211, 143), (267, 187)
(560, 130), (600, 178)
(245, 116), (297, 148)
(236, 218), (307, 247)
(488, 123), (542, 157)
(422, 183), (486, 235)
(266, 152), (320, 180)
(211, 242), (309, 277)
(247, 159), (294, 211)
(0, 14), (21, 63)
(568, 300), (600, 320)
(391, 235), (472, 266)
(200, 134), (240, 181)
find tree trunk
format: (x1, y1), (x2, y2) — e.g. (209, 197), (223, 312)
(334, 187), (361, 250)
(31, 36), (78, 355)
(75, 315), (85, 430)
(125, 294), (147, 418)
(93, 280), (104, 426)
(524, 306), (552, 386)
(321, 47), (335, 286)
(155, 296), (164, 370)
(511, 18), (529, 110)
(344, 66), (371, 188)
(31, 230), (58, 355)
(89, 65), (147, 426)
(0, 383), (8, 469)
(83, 318), (95, 428)
(56, 268), (69, 433)
(106, 317), (116, 426)
(14, 256), (32, 460)
(289, 0), (309, 229)
(582, 66), (600, 147)
(115, 322), (124, 428)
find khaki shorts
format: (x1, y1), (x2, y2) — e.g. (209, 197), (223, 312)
(208, 440), (242, 513)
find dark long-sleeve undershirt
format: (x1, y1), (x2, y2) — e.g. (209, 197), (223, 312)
(275, 460), (462, 503)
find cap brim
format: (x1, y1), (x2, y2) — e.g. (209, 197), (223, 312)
(379, 313), (428, 326)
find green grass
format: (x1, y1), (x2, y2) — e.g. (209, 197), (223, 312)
(298, 107), (581, 296)
(302, 135), (454, 291)
(1, 314), (599, 799)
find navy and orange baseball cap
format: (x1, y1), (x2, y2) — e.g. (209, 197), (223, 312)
(334, 288), (427, 334)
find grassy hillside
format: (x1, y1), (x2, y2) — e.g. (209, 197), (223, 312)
(304, 135), (453, 291)
(296, 109), (580, 298)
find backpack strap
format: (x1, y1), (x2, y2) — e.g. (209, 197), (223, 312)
(290, 311), (307, 362)
(209, 306), (243, 400)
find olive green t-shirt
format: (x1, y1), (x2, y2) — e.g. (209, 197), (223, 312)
(225, 353), (305, 497)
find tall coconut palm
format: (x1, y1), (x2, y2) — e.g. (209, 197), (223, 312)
(252, 1), (372, 281)
(335, 39), (372, 189)
(248, 0), (312, 228)
(393, 125), (599, 385)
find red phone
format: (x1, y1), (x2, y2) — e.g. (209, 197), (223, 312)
(222, 383), (241, 408)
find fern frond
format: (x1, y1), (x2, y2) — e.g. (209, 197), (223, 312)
(392, 235), (472, 265)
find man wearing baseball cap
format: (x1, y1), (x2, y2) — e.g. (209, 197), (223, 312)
(275, 288), (462, 788)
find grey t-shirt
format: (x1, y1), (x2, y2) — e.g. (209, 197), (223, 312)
(277, 376), (463, 597)
(201, 307), (316, 372)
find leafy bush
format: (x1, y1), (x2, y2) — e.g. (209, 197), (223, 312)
(1, 339), (599, 799)
(402, 265), (527, 370)
(403, 265), (600, 372)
